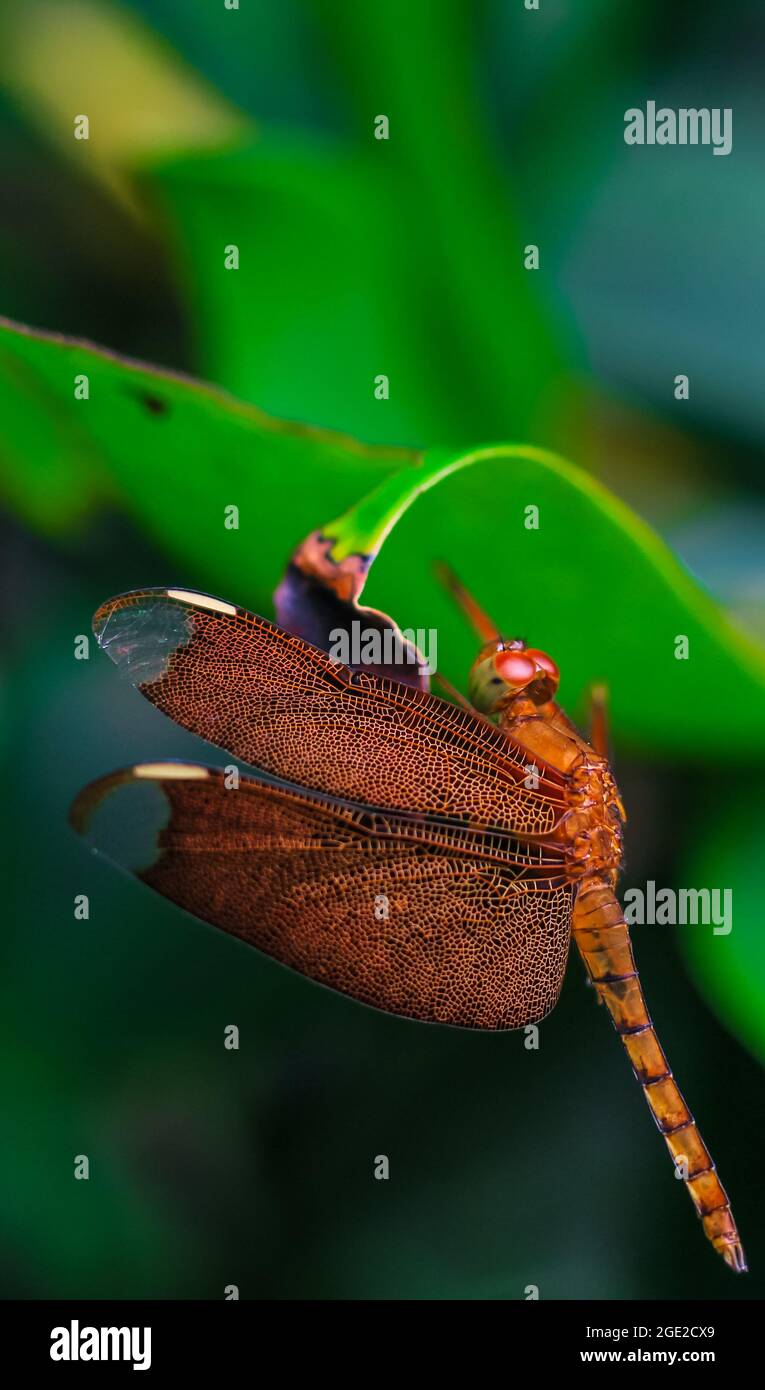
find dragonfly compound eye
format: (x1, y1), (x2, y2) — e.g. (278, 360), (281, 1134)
(525, 648), (560, 692)
(494, 651), (537, 687)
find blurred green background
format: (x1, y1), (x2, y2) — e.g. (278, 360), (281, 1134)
(0, 0), (763, 1299)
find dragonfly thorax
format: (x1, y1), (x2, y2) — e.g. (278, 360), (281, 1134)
(563, 759), (625, 884)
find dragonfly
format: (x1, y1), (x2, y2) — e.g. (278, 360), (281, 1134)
(71, 565), (746, 1274)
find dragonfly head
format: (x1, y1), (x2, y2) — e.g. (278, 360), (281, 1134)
(468, 639), (560, 713)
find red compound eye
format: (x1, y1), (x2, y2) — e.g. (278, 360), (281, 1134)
(494, 650), (537, 686)
(525, 648), (560, 683)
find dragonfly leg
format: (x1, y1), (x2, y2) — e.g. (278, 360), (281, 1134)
(572, 878), (746, 1273)
(433, 561), (501, 643)
(587, 682), (610, 758)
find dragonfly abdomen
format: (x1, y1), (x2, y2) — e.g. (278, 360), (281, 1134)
(572, 878), (746, 1273)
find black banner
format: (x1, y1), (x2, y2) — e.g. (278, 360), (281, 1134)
(4, 1298), (760, 1377)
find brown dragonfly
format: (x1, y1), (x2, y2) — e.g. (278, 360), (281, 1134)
(71, 566), (746, 1275)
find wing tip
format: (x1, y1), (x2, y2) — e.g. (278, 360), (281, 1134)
(92, 590), (202, 682)
(91, 588), (242, 681)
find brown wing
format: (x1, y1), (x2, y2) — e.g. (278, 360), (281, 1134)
(93, 588), (567, 840)
(71, 764), (573, 1030)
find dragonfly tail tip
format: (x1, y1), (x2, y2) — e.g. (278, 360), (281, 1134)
(719, 1238), (747, 1273)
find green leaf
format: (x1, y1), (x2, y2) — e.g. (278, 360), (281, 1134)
(306, 0), (574, 406)
(0, 316), (408, 595)
(142, 104), (574, 444)
(318, 445), (765, 755)
(1, 315), (763, 754)
(680, 795), (765, 1066)
(143, 136), (448, 447)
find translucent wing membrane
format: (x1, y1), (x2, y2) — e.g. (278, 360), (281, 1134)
(71, 764), (573, 1029)
(92, 589), (567, 839)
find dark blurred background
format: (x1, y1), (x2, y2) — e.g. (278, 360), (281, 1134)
(0, 0), (763, 1299)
